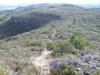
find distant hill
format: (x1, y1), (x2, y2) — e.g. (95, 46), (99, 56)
(0, 11), (60, 39)
(0, 3), (55, 12)
(0, 4), (100, 47)
(14, 3), (53, 12)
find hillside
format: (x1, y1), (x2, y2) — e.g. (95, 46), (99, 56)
(0, 4), (100, 48)
(0, 4), (100, 75)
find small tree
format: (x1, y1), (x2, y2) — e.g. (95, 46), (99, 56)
(73, 36), (89, 50)
(70, 34), (89, 50)
(55, 41), (73, 53)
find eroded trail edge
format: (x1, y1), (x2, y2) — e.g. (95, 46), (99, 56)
(30, 30), (56, 75)
(32, 48), (52, 75)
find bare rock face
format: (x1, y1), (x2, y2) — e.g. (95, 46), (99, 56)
(10, 18), (28, 24)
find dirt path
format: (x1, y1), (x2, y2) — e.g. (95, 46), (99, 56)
(30, 30), (56, 75)
(32, 48), (52, 75)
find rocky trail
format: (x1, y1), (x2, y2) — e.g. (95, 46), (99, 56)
(32, 48), (52, 75)
(30, 30), (56, 75)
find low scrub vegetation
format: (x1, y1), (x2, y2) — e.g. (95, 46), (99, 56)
(46, 41), (73, 55)
(46, 42), (57, 50)
(54, 41), (73, 54)
(25, 40), (42, 46)
(50, 65), (78, 75)
(46, 34), (89, 56)
(93, 71), (100, 75)
(70, 34), (89, 50)
(0, 68), (6, 75)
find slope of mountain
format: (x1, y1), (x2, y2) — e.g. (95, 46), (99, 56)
(14, 3), (53, 12)
(0, 4), (100, 39)
(0, 12), (60, 39)
(0, 4), (100, 75)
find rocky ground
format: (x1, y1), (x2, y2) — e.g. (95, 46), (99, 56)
(50, 50), (100, 75)
(30, 48), (52, 75)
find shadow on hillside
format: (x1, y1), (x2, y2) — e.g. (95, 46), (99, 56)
(0, 12), (60, 39)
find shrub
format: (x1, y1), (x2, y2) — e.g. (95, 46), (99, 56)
(70, 34), (76, 44)
(62, 65), (78, 75)
(7, 59), (40, 75)
(25, 40), (42, 46)
(46, 42), (57, 50)
(54, 41), (73, 54)
(25, 40), (31, 46)
(46, 41), (73, 54)
(93, 71), (100, 75)
(31, 41), (42, 46)
(0, 68), (6, 75)
(70, 34), (89, 50)
(5, 36), (17, 41)
(51, 25), (56, 28)
(50, 65), (78, 75)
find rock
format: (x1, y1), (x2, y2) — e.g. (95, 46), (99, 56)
(81, 53), (85, 56)
(83, 71), (90, 75)
(50, 60), (62, 70)
(15, 20), (18, 23)
(31, 48), (34, 51)
(67, 60), (79, 67)
(77, 68), (81, 71)
(59, 34), (64, 39)
(50, 50), (100, 74)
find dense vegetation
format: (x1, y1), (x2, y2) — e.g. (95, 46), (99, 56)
(70, 34), (89, 50)
(46, 34), (89, 56)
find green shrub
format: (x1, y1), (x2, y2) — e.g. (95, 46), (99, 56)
(50, 65), (78, 75)
(25, 40), (42, 46)
(62, 65), (78, 75)
(5, 36), (17, 41)
(25, 40), (31, 46)
(54, 41), (73, 54)
(31, 41), (42, 46)
(70, 34), (89, 50)
(0, 68), (6, 75)
(70, 34), (76, 44)
(46, 42), (57, 50)
(98, 57), (100, 61)
(93, 71), (100, 75)
(51, 25), (56, 28)
(46, 41), (73, 54)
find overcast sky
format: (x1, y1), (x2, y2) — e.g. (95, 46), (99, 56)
(0, 0), (100, 5)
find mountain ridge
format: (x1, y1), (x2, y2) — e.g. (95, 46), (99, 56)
(0, 3), (100, 75)
(0, 4), (100, 39)
(1, 3), (100, 11)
